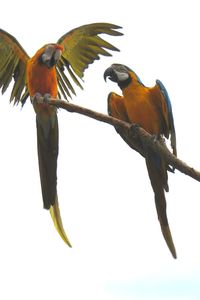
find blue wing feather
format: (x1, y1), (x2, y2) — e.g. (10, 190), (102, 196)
(156, 79), (177, 157)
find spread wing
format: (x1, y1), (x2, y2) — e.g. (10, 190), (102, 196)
(57, 23), (123, 99)
(155, 79), (177, 156)
(107, 92), (145, 157)
(0, 29), (30, 105)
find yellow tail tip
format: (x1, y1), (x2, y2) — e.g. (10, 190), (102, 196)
(49, 196), (72, 247)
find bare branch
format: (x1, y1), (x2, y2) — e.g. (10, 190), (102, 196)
(47, 98), (200, 183)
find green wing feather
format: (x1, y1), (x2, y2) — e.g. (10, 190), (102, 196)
(0, 29), (30, 105)
(0, 24), (122, 103)
(57, 23), (123, 99)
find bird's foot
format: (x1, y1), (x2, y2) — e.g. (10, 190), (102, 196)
(31, 93), (51, 104)
(150, 134), (168, 152)
(31, 92), (42, 104)
(151, 134), (160, 143)
(130, 123), (140, 138)
(143, 134), (160, 157)
(43, 93), (51, 103)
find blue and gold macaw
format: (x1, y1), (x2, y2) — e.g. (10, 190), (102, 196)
(104, 63), (177, 258)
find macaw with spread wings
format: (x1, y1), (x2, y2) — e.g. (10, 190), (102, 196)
(0, 23), (122, 246)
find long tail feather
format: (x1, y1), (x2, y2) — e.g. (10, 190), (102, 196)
(36, 111), (71, 246)
(160, 224), (176, 258)
(50, 194), (72, 247)
(146, 154), (177, 258)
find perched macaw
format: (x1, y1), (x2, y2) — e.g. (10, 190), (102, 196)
(104, 63), (177, 258)
(0, 23), (122, 246)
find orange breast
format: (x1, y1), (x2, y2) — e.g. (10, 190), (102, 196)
(26, 59), (58, 98)
(26, 53), (59, 117)
(122, 82), (162, 135)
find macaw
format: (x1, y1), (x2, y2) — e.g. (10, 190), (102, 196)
(104, 64), (177, 258)
(0, 23), (122, 246)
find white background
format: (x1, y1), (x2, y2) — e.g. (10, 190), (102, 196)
(1, 0), (200, 299)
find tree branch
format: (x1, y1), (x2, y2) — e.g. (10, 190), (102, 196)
(47, 98), (200, 183)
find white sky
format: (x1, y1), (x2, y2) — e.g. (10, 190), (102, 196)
(1, 0), (200, 299)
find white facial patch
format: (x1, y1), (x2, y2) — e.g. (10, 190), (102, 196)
(115, 70), (129, 81)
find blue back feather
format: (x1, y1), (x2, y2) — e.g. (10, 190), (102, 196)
(156, 79), (177, 156)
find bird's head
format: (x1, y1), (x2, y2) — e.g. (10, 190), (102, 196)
(104, 64), (132, 89)
(39, 44), (63, 68)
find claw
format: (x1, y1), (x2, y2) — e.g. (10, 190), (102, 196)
(43, 93), (51, 103)
(151, 134), (160, 143)
(130, 123), (140, 138)
(31, 92), (42, 104)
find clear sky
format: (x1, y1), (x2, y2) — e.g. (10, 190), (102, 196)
(1, 0), (200, 299)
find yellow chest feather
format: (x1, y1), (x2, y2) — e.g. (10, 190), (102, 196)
(122, 85), (161, 135)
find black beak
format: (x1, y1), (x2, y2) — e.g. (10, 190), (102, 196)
(103, 66), (118, 83)
(104, 64), (131, 89)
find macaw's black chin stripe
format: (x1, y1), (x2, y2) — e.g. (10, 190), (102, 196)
(118, 76), (132, 89)
(48, 56), (57, 68)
